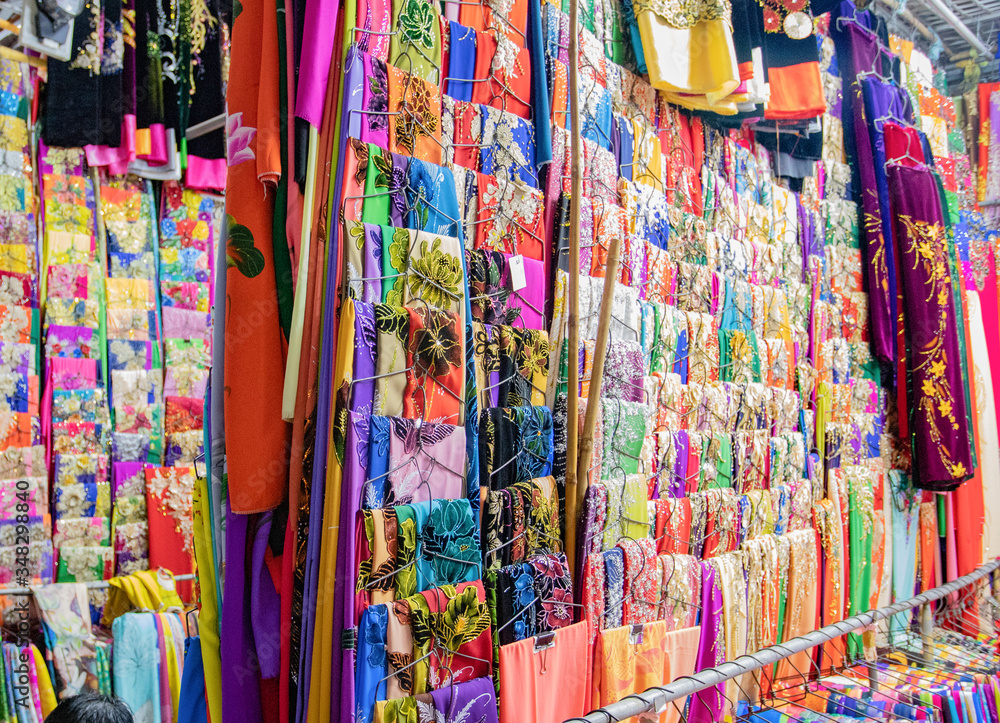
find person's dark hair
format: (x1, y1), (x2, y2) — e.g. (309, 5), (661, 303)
(46, 693), (133, 723)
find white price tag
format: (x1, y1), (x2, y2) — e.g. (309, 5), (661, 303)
(508, 254), (527, 291)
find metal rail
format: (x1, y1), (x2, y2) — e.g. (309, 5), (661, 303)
(0, 572), (198, 596)
(565, 557), (1000, 723)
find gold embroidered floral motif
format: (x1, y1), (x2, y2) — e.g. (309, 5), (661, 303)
(632, 0), (731, 29)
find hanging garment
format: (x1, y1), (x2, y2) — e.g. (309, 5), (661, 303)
(497, 621), (591, 723)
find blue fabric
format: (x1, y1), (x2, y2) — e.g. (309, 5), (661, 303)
(479, 112), (538, 187)
(366, 415), (391, 509)
(446, 22), (477, 101)
(177, 637), (208, 723)
(674, 327), (689, 382)
(602, 547), (624, 628)
(617, 116), (634, 181)
(344, 45), (365, 140)
(410, 499), (481, 590)
(582, 85), (613, 151)
(527, 0), (552, 168)
(113, 613), (162, 723)
(407, 158), (463, 239)
(354, 605), (388, 723)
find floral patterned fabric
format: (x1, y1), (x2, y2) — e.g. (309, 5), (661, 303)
(480, 406), (553, 490)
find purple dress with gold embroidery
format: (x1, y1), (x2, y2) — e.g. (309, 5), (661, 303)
(887, 163), (972, 490)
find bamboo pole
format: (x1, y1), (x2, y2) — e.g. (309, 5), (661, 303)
(575, 235), (623, 499)
(563, 0), (582, 583)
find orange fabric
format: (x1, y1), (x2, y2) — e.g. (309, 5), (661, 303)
(387, 66), (443, 164)
(592, 622), (662, 722)
(224, 0), (290, 513)
(764, 62), (826, 120)
(978, 83), (999, 205)
(498, 621), (592, 723)
(776, 530), (819, 683)
(135, 128), (152, 156)
(662, 627), (701, 723)
(869, 508), (885, 609)
(257, 0), (282, 183)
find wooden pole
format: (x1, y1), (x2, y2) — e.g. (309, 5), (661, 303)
(576, 235), (623, 498)
(563, 0), (582, 585)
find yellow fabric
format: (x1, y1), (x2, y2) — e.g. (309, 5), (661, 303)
(636, 14), (739, 102)
(32, 644), (57, 717)
(194, 475), (223, 723)
(103, 576), (144, 625)
(160, 614), (182, 723)
(102, 569), (185, 626)
(136, 569), (185, 610)
(0, 244), (30, 274)
(308, 299), (355, 723)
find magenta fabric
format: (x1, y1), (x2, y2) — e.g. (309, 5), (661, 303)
(294, 0), (339, 126)
(186, 156), (228, 191)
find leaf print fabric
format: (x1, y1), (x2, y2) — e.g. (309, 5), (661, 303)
(402, 232), (465, 313)
(388, 65), (442, 164)
(31, 583), (100, 697)
(403, 306), (465, 424)
(480, 406), (553, 490)
(407, 581), (492, 693)
(355, 605), (389, 723)
(390, 0), (442, 84)
(375, 304), (411, 418)
(411, 499), (480, 590)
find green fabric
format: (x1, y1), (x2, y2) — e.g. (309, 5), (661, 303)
(846, 475), (873, 659)
(703, 433), (732, 489)
(650, 303), (664, 374)
(271, 0), (294, 340)
(389, 0), (442, 84)
(381, 225), (409, 306)
(363, 145), (392, 225)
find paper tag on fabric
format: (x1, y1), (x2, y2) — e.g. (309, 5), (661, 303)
(509, 254), (527, 291)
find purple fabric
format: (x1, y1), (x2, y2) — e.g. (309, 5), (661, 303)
(688, 561), (723, 723)
(250, 512), (282, 680)
(839, 25), (895, 363)
(220, 504), (262, 723)
(429, 677), (499, 723)
(360, 53), (389, 149)
(672, 431), (688, 498)
(887, 163), (972, 488)
(335, 304), (378, 723)
(861, 74), (913, 361)
(344, 46), (365, 141)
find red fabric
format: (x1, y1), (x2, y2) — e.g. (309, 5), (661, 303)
(883, 122), (926, 167)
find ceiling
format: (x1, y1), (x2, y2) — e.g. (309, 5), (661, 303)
(874, 0), (1000, 86)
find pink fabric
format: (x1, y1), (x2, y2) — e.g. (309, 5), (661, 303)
(139, 124), (168, 165)
(153, 615), (173, 723)
(294, 0), (339, 126)
(162, 307), (212, 340)
(84, 114), (137, 172)
(186, 156), (228, 191)
(504, 253), (545, 331)
(946, 494), (958, 585)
